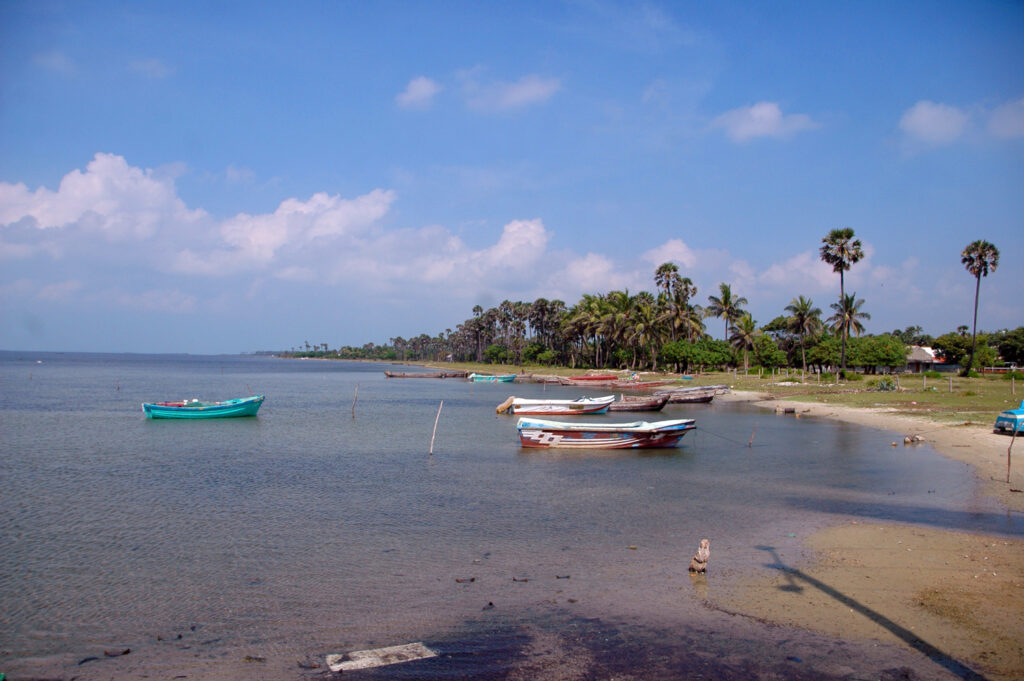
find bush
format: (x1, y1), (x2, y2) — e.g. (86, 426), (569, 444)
(840, 370), (863, 381)
(923, 370), (943, 379)
(1002, 370), (1024, 381)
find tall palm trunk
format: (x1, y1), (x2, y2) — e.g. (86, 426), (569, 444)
(964, 273), (981, 375)
(839, 270), (847, 371)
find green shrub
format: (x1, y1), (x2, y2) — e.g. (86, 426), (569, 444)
(840, 370), (863, 381)
(923, 370), (942, 379)
(1002, 370), (1024, 381)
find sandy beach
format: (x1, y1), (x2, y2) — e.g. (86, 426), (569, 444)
(715, 390), (1024, 681)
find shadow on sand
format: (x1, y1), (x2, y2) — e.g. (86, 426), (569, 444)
(755, 545), (990, 681)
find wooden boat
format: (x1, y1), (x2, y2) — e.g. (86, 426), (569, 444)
(558, 377), (677, 389)
(654, 385), (728, 404)
(562, 373), (619, 382)
(468, 373), (516, 383)
(142, 395), (264, 419)
(496, 395), (615, 415)
(608, 394), (669, 412)
(517, 417), (696, 449)
(384, 370), (468, 378)
(994, 400), (1024, 434)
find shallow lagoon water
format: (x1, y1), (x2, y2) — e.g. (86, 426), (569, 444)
(1, 353), (1020, 680)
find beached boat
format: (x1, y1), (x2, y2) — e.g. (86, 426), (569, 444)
(142, 395), (265, 419)
(562, 373), (620, 382)
(994, 400), (1024, 434)
(496, 395), (615, 416)
(517, 417), (696, 449)
(608, 394), (669, 412)
(654, 385), (728, 404)
(468, 373), (516, 383)
(384, 370), (468, 378)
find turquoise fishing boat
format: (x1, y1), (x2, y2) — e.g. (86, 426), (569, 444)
(467, 373), (516, 383)
(142, 395), (265, 419)
(994, 400), (1024, 434)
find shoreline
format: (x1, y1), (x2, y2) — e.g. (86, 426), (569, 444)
(715, 389), (1024, 680)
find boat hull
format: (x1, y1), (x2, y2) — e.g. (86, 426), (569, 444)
(468, 373), (517, 383)
(142, 395), (265, 419)
(994, 407), (1024, 433)
(516, 417), (695, 449)
(608, 394), (669, 412)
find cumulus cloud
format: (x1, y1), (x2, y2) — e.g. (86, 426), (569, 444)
(989, 97), (1024, 138)
(396, 76), (442, 109)
(643, 238), (698, 269)
(711, 102), (818, 142)
(0, 152), (205, 240)
(461, 69), (561, 111)
(899, 100), (969, 145)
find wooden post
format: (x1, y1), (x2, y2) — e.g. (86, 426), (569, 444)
(1008, 427), (1018, 484)
(748, 423), (757, 448)
(429, 400), (444, 455)
(352, 383), (359, 418)
(949, 376), (953, 393)
(923, 374), (927, 389)
(1013, 376), (1016, 395)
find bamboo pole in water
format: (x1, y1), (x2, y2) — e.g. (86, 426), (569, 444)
(352, 383), (359, 418)
(429, 400), (444, 455)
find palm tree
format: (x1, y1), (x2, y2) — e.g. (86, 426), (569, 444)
(706, 282), (748, 340)
(960, 240), (1000, 376)
(827, 293), (870, 369)
(654, 262), (680, 297)
(785, 295), (823, 372)
(820, 228), (864, 370)
(729, 313), (759, 372)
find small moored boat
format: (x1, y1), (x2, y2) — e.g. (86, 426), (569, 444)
(994, 400), (1024, 434)
(608, 394), (670, 412)
(496, 395), (615, 416)
(516, 417), (695, 449)
(384, 370), (468, 378)
(654, 385), (728, 404)
(142, 395), (265, 419)
(468, 373), (517, 383)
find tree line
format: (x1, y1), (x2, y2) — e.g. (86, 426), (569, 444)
(289, 233), (1015, 374)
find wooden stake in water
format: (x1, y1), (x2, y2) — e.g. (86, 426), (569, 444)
(429, 400), (444, 455)
(352, 383), (359, 418)
(748, 423), (757, 448)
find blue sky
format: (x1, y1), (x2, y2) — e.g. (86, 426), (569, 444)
(1, 1), (1021, 353)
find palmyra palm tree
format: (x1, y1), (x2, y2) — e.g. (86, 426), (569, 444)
(820, 228), (864, 370)
(828, 293), (870, 367)
(960, 240), (1000, 376)
(706, 282), (748, 340)
(785, 295), (823, 372)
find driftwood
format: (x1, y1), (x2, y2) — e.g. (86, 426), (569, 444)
(688, 538), (710, 573)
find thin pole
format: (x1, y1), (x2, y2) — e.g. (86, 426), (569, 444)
(429, 400), (444, 455)
(748, 423), (757, 448)
(1008, 428), (1018, 484)
(949, 376), (953, 393)
(351, 383), (359, 418)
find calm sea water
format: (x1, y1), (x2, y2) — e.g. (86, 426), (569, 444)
(1, 352), (1020, 680)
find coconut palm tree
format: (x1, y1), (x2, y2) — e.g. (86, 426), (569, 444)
(960, 240), (1000, 376)
(827, 293), (870, 369)
(729, 313), (759, 372)
(654, 262), (680, 297)
(785, 295), (823, 372)
(706, 282), (748, 340)
(820, 228), (864, 370)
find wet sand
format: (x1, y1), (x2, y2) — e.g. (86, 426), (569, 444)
(716, 391), (1024, 681)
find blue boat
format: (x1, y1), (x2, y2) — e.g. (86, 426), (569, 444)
(142, 395), (265, 419)
(994, 400), (1024, 434)
(467, 373), (516, 383)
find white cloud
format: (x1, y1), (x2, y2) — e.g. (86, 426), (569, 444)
(989, 97), (1024, 138)
(0, 152), (205, 240)
(899, 100), (969, 145)
(111, 289), (196, 313)
(38, 280), (83, 302)
(711, 102), (818, 142)
(758, 251), (835, 290)
(643, 238), (697, 269)
(461, 70), (561, 112)
(396, 76), (442, 109)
